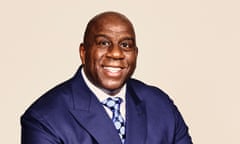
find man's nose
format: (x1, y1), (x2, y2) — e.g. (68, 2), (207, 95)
(106, 44), (125, 59)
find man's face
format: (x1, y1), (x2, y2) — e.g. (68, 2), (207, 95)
(80, 17), (138, 93)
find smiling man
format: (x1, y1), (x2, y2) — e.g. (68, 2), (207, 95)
(21, 11), (192, 144)
(80, 12), (138, 95)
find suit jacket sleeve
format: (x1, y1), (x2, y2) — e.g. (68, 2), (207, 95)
(173, 104), (192, 144)
(21, 109), (61, 144)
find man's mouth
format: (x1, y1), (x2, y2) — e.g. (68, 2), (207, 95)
(103, 66), (122, 73)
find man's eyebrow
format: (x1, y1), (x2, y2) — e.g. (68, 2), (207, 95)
(120, 37), (136, 44)
(94, 34), (135, 42)
(94, 34), (109, 39)
(123, 37), (135, 41)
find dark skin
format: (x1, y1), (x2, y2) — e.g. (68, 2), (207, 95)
(79, 12), (138, 95)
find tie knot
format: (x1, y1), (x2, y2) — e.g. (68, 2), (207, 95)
(102, 97), (122, 112)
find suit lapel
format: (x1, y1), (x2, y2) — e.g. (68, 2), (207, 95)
(69, 67), (122, 144)
(125, 82), (147, 144)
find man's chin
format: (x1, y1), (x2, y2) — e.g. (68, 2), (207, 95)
(100, 82), (124, 95)
(102, 88), (121, 96)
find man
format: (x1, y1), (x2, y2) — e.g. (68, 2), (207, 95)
(21, 11), (192, 144)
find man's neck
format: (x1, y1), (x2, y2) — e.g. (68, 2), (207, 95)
(81, 67), (126, 97)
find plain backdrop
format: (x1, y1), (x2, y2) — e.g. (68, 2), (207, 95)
(1, 0), (240, 143)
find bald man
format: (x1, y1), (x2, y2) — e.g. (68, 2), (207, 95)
(21, 11), (192, 144)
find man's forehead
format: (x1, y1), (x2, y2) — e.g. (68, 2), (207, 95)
(83, 12), (136, 44)
(90, 12), (134, 31)
(92, 12), (130, 24)
(95, 22), (133, 32)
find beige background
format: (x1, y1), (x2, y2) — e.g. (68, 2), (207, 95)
(1, 0), (240, 143)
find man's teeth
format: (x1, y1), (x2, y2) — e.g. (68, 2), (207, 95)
(104, 67), (122, 72)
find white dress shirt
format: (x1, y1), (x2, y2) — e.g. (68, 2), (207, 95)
(81, 69), (126, 120)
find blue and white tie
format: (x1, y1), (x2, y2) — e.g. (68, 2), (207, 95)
(102, 97), (125, 143)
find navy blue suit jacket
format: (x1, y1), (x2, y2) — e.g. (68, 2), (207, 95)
(21, 67), (192, 144)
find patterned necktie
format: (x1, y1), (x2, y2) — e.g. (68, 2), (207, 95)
(102, 97), (126, 143)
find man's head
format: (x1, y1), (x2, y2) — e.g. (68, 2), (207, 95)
(80, 11), (138, 94)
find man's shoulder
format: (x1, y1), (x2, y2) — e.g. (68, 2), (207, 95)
(128, 78), (168, 95)
(22, 78), (73, 118)
(127, 78), (171, 102)
(128, 78), (179, 119)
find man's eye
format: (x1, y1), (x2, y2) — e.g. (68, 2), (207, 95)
(120, 40), (135, 51)
(120, 42), (129, 48)
(98, 41), (110, 46)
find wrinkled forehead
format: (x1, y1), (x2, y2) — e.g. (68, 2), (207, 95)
(95, 18), (134, 34)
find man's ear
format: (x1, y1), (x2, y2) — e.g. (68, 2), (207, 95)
(79, 43), (86, 65)
(135, 46), (138, 57)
